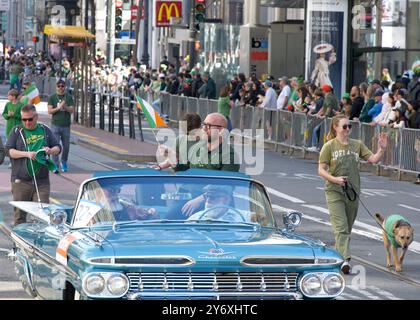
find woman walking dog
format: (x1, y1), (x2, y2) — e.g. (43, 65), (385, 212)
(318, 114), (388, 274)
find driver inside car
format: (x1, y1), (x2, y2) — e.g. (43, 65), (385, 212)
(103, 185), (159, 221)
(187, 185), (247, 222)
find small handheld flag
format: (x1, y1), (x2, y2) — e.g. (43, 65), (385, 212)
(135, 95), (168, 128)
(25, 84), (41, 105)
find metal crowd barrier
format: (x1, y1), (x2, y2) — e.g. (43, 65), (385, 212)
(69, 85), (420, 177)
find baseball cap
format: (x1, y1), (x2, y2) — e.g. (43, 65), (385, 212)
(159, 73), (165, 78)
(322, 84), (332, 92)
(374, 89), (385, 97)
(279, 76), (288, 82)
(264, 80), (273, 87)
(203, 185), (234, 196)
(34, 150), (56, 172)
(56, 79), (66, 86)
(342, 92), (350, 99)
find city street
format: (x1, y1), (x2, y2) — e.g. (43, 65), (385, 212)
(1, 83), (420, 300)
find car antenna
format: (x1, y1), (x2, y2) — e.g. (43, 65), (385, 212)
(28, 153), (43, 209)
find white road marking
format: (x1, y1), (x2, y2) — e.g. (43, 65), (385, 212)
(340, 292), (361, 300)
(266, 187), (306, 204)
(302, 205), (384, 234)
(346, 285), (381, 300)
(0, 281), (24, 293)
(361, 189), (395, 197)
(369, 286), (402, 300)
(398, 204), (420, 213)
(294, 173), (323, 181)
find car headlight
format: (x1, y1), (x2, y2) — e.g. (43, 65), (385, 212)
(107, 274), (129, 296)
(323, 274), (345, 296)
(84, 274), (105, 295)
(300, 274), (322, 296)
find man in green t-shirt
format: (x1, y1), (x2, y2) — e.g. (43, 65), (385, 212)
(6, 104), (61, 225)
(47, 79), (74, 173)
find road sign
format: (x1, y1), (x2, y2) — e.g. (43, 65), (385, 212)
(115, 38), (135, 45)
(0, 0), (10, 11)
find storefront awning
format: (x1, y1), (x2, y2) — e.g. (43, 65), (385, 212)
(43, 25), (95, 40)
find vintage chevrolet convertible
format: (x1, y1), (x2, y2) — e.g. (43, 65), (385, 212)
(7, 169), (345, 300)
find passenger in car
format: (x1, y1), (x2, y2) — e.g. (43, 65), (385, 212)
(102, 185), (159, 222)
(187, 185), (248, 222)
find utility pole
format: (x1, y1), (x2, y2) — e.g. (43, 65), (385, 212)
(134, 0), (143, 66)
(107, 0), (116, 65)
(141, 0), (149, 67)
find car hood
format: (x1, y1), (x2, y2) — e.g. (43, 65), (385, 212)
(84, 225), (318, 266)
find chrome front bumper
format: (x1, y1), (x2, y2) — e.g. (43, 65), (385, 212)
(127, 291), (303, 300)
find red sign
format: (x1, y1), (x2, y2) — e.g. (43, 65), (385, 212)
(156, 1), (182, 27)
(116, 0), (123, 9)
(131, 5), (144, 20)
(251, 52), (268, 61)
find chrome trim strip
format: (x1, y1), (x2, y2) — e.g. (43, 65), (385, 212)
(240, 255), (315, 267)
(127, 291), (303, 300)
(87, 255), (196, 267)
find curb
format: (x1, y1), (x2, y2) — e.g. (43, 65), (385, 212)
(76, 138), (157, 163)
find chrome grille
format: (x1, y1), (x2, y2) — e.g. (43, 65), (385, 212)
(126, 272), (299, 293)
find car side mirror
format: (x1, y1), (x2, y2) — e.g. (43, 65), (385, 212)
(282, 211), (303, 232)
(49, 209), (67, 229)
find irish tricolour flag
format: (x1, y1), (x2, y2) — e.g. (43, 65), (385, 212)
(135, 95), (167, 128)
(25, 84), (41, 105)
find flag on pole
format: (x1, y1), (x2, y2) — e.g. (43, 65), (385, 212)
(25, 84), (41, 105)
(135, 95), (168, 128)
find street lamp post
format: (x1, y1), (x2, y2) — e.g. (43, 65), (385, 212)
(141, 0), (149, 67)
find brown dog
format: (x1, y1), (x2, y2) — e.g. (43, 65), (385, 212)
(374, 213), (414, 272)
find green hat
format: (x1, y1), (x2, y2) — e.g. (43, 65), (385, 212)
(342, 92), (350, 99)
(34, 150), (56, 172)
(190, 69), (198, 75)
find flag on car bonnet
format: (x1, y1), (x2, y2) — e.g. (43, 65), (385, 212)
(135, 95), (168, 128)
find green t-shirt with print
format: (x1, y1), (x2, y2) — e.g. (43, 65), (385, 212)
(48, 93), (74, 127)
(23, 124), (46, 177)
(319, 138), (373, 195)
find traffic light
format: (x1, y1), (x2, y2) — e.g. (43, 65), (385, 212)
(33, 36), (40, 43)
(195, 0), (206, 23)
(115, 7), (123, 34)
(194, 0), (206, 31)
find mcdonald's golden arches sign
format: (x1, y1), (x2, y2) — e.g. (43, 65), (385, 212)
(156, 1), (182, 27)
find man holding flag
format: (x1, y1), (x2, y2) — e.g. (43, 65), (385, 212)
(6, 105), (61, 225)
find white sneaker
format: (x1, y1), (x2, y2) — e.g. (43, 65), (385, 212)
(341, 260), (351, 274)
(307, 146), (319, 152)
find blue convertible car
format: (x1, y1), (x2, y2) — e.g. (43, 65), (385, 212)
(7, 169), (345, 300)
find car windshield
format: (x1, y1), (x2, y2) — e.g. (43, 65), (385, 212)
(72, 176), (275, 228)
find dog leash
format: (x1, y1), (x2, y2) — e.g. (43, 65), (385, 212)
(342, 180), (393, 238)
